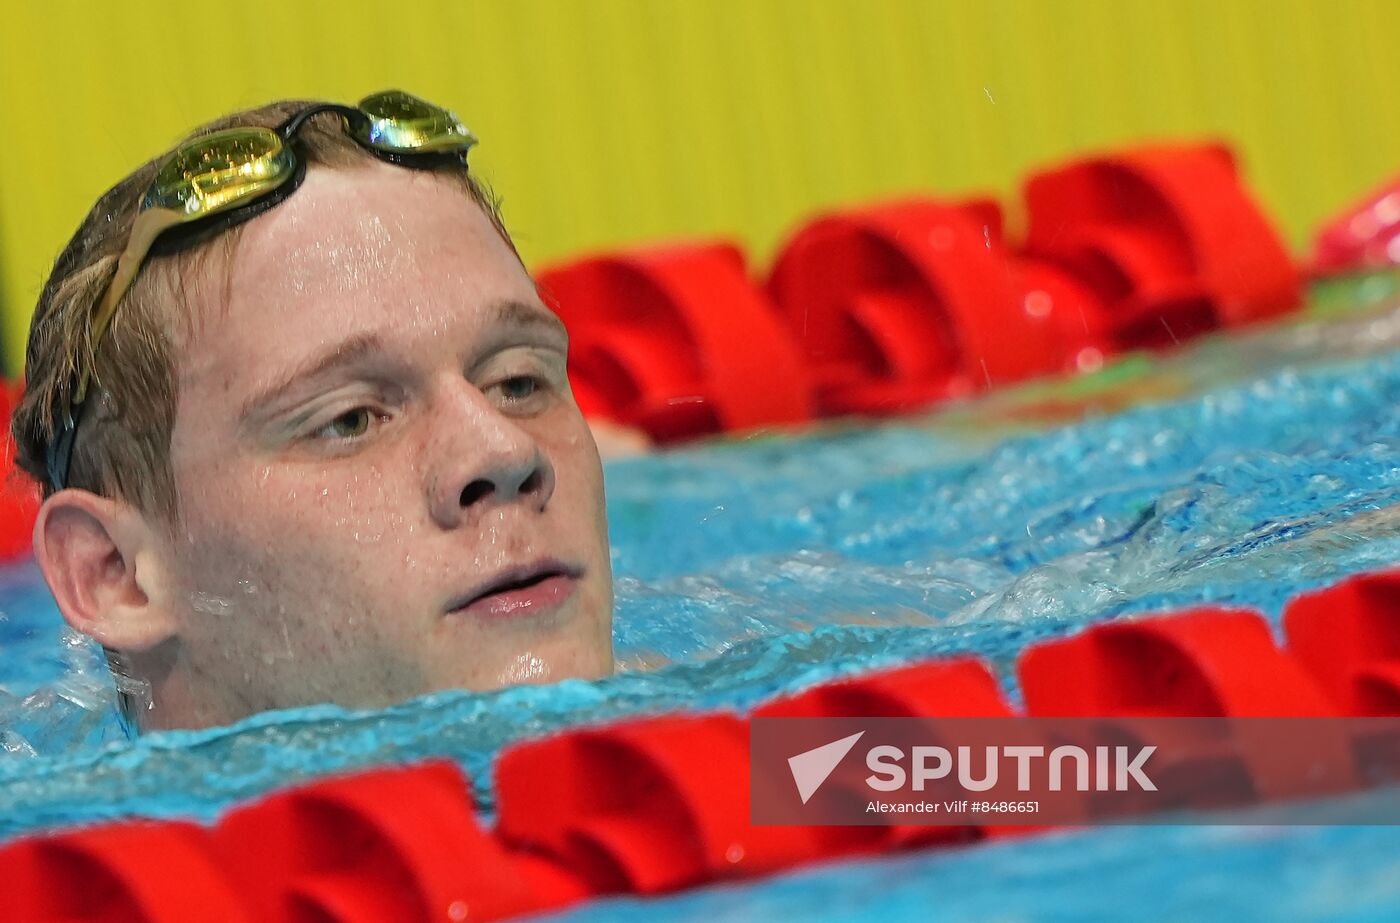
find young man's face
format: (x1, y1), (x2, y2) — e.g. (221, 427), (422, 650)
(156, 162), (613, 725)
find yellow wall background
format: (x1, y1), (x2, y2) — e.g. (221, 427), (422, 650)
(1, 0), (1397, 375)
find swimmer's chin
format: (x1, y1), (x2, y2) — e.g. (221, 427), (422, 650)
(491, 648), (615, 688)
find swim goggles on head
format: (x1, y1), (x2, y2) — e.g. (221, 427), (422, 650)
(45, 90), (479, 493)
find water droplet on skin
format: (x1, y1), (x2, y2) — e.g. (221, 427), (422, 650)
(497, 652), (549, 685)
(191, 592), (235, 616)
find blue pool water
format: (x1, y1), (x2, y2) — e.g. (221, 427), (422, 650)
(3, 295), (1400, 920)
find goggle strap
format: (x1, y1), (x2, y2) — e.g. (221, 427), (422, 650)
(276, 103), (367, 143)
(372, 148), (470, 169)
(46, 409), (80, 493)
(84, 209), (185, 392)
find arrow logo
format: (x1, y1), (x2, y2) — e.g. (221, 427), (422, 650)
(787, 731), (865, 804)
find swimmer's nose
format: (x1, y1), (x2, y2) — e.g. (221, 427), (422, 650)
(428, 393), (556, 529)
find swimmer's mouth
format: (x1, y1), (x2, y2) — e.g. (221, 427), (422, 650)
(446, 560), (582, 616)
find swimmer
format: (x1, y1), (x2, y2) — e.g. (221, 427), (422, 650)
(10, 92), (616, 731)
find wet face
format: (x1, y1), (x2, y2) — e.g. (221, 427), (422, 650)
(160, 162), (613, 724)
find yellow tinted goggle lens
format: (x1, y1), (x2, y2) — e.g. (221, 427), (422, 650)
(352, 89), (479, 154)
(148, 126), (297, 218)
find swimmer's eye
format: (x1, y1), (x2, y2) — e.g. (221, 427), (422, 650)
(491, 375), (545, 406)
(311, 408), (376, 441)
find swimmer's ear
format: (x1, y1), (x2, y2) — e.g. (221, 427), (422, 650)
(32, 491), (178, 653)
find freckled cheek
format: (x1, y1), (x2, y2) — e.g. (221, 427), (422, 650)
(176, 467), (381, 568)
(540, 429), (609, 548)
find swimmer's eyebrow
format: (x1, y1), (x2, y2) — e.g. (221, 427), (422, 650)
(486, 299), (569, 344)
(238, 333), (386, 424)
(465, 299), (569, 370)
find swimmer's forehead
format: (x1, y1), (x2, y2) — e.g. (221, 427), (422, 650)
(222, 165), (514, 301)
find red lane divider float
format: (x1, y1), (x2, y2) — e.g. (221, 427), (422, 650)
(1018, 606), (1336, 717)
(538, 242), (812, 443)
(1286, 571), (1400, 715)
(755, 658), (1016, 848)
(214, 761), (583, 923)
(0, 821), (253, 923)
(495, 712), (826, 893)
(766, 198), (1102, 415)
(1023, 144), (1301, 348)
(539, 142), (1302, 436)
(6, 571), (1400, 920)
(0, 378), (39, 561)
(1310, 173), (1400, 277)
(1019, 606), (1352, 805)
(0, 763), (585, 923)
